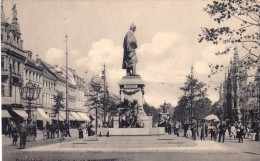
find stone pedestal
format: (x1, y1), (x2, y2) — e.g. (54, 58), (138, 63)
(118, 76), (145, 112)
(118, 76), (152, 128)
(159, 112), (170, 121)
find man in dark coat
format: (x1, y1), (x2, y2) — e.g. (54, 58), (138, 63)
(218, 122), (226, 143)
(65, 122), (71, 137)
(183, 121), (188, 138)
(32, 122), (37, 138)
(19, 120), (28, 149)
(122, 23), (139, 76)
(191, 119), (197, 140)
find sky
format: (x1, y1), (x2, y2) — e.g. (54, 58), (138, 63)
(2, 0), (238, 108)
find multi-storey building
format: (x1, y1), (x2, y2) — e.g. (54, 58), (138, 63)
(1, 3), (27, 127)
(1, 3), (51, 130)
(1, 3), (89, 130)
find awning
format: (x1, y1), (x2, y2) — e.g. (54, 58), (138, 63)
(37, 108), (51, 122)
(70, 112), (84, 121)
(59, 111), (66, 121)
(13, 110), (28, 119)
(2, 110), (11, 118)
(77, 112), (90, 122)
(69, 112), (79, 121)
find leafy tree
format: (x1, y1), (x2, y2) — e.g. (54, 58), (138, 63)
(87, 75), (119, 126)
(52, 91), (65, 136)
(173, 96), (189, 123)
(143, 103), (159, 126)
(179, 74), (212, 122)
(52, 91), (65, 119)
(199, 0), (260, 75)
(211, 101), (224, 121)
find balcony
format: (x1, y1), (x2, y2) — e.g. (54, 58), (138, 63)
(1, 68), (9, 77)
(12, 72), (22, 78)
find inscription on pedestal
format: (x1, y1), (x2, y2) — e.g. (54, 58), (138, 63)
(124, 84), (138, 89)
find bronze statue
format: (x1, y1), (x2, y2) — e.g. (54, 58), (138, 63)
(122, 23), (139, 76)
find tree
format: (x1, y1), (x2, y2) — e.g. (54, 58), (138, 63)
(199, 0), (260, 76)
(52, 91), (65, 136)
(173, 96), (189, 123)
(87, 75), (119, 126)
(143, 103), (160, 126)
(179, 74), (212, 123)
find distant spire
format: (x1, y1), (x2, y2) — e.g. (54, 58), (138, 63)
(1, 0), (7, 24)
(233, 47), (239, 63)
(11, 4), (20, 31)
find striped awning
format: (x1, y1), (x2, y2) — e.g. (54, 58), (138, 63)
(2, 110), (11, 118)
(70, 112), (84, 121)
(69, 112), (78, 121)
(37, 108), (51, 122)
(77, 112), (90, 122)
(13, 110), (28, 119)
(59, 111), (66, 121)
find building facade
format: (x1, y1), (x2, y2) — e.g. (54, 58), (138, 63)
(219, 48), (260, 127)
(1, 3), (90, 130)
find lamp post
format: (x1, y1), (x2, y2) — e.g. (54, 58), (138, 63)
(19, 80), (41, 124)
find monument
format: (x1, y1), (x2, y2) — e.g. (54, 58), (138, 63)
(99, 24), (163, 136)
(159, 101), (170, 121)
(115, 23), (152, 129)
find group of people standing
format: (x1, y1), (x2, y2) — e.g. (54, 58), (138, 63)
(45, 121), (71, 139)
(5, 119), (37, 149)
(182, 119), (249, 143)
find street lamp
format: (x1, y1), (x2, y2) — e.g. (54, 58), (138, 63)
(19, 80), (41, 124)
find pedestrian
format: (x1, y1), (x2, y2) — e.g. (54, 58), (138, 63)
(78, 125), (83, 139)
(205, 123), (208, 137)
(174, 121), (179, 136)
(209, 123), (215, 140)
(191, 119), (197, 140)
(7, 120), (13, 138)
(50, 123), (56, 139)
(46, 121), (50, 139)
(32, 122), (37, 139)
(230, 124), (236, 139)
(237, 125), (244, 143)
(65, 122), (71, 137)
(200, 124), (205, 140)
(218, 122), (226, 143)
(228, 124), (231, 137)
(196, 120), (199, 137)
(60, 122), (65, 140)
(19, 119), (28, 149)
(167, 121), (172, 135)
(12, 125), (19, 146)
(186, 127), (192, 139)
(183, 121), (188, 138)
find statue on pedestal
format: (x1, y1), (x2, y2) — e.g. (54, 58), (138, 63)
(122, 23), (139, 76)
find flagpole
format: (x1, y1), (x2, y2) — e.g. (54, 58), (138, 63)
(65, 34), (69, 122)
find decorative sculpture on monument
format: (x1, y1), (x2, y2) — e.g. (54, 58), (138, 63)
(122, 23), (139, 76)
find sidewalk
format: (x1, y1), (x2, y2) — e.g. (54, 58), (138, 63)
(20, 137), (236, 153)
(2, 129), (79, 150)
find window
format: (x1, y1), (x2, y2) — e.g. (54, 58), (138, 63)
(1, 57), (4, 69)
(42, 93), (45, 104)
(1, 85), (4, 97)
(12, 60), (15, 72)
(17, 62), (20, 74)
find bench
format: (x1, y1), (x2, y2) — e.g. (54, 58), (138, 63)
(42, 130), (50, 140)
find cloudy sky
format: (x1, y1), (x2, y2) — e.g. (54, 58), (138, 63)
(3, 0), (238, 107)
